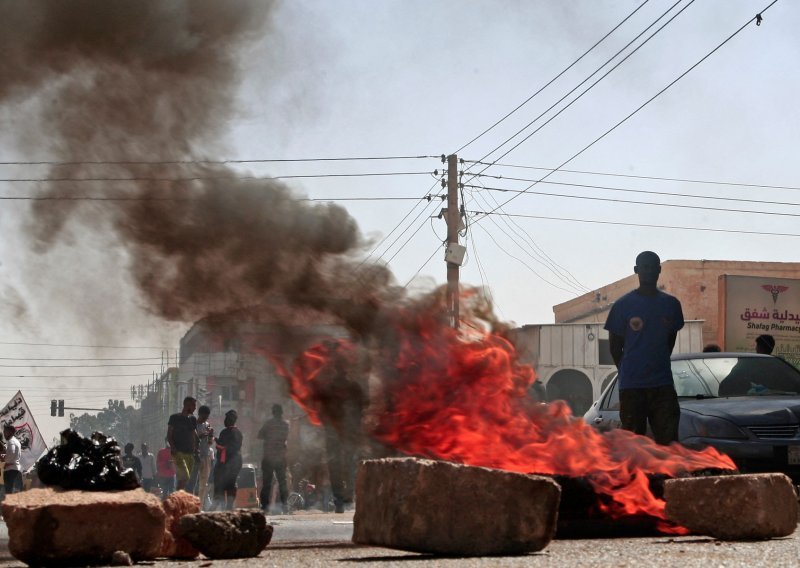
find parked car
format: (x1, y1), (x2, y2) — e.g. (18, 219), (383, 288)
(584, 353), (800, 479)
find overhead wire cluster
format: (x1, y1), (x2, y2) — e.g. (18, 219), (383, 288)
(430, 0), (782, 302)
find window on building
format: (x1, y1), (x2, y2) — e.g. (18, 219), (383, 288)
(598, 339), (615, 366)
(221, 386), (240, 401)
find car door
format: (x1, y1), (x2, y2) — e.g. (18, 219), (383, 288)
(589, 377), (622, 432)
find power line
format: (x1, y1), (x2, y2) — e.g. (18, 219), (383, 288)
(467, 183), (590, 293)
(464, 161), (800, 193)
(0, 195), (441, 203)
(0, 171), (434, 183)
(0, 363), (170, 368)
(0, 341), (171, 349)
(469, 210), (800, 238)
(471, 223), (580, 295)
(461, 0), (690, 187)
(453, 0), (651, 153)
(0, 357), (166, 361)
(0, 373), (160, 378)
(469, 174), (800, 207)
(0, 155), (440, 166)
(358, 179), (443, 267)
(465, 183), (800, 219)
(476, 2), (779, 222)
(404, 243), (445, 288)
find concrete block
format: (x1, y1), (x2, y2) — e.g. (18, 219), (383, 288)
(664, 473), (798, 540)
(2, 488), (166, 566)
(352, 457), (560, 556)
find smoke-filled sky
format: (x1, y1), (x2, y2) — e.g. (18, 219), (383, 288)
(0, 0), (797, 439)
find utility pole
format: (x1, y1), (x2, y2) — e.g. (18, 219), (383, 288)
(446, 154), (460, 329)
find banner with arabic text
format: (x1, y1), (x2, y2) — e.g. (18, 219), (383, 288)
(0, 391), (49, 472)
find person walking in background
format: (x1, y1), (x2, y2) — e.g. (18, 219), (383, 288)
(756, 334), (775, 355)
(212, 409), (243, 510)
(605, 251), (684, 446)
(1, 425), (21, 496)
(121, 442), (143, 482)
(195, 405), (214, 509)
(167, 396), (198, 492)
(140, 443), (157, 493)
(156, 438), (176, 498)
(258, 404), (289, 514)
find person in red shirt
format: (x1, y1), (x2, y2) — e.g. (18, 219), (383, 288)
(156, 437), (176, 498)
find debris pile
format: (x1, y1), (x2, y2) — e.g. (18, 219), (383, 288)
(178, 510), (274, 559)
(36, 429), (139, 491)
(160, 491), (201, 559)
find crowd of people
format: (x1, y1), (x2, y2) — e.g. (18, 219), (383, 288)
(115, 374), (364, 515)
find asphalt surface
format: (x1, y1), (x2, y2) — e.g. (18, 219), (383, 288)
(2, 511), (800, 567)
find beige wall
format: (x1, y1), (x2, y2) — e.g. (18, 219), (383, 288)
(553, 260), (800, 346)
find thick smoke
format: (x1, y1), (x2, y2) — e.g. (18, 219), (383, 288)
(0, 0), (400, 336)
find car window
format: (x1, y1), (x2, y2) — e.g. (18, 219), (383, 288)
(716, 356), (800, 396)
(671, 360), (714, 397)
(600, 378), (620, 411)
(670, 356), (800, 397)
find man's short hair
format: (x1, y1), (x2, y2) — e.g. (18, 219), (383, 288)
(272, 404), (283, 417)
(3, 424), (15, 433)
(183, 396), (196, 406)
(198, 405), (211, 416)
(635, 251), (660, 267)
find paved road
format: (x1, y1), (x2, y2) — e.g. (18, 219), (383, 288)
(2, 512), (800, 567)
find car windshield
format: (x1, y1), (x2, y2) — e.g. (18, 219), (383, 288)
(672, 356), (800, 397)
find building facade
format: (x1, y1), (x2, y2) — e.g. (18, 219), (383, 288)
(553, 259), (800, 347)
(510, 321), (704, 417)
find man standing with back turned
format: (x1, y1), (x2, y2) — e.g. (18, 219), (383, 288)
(604, 251), (684, 445)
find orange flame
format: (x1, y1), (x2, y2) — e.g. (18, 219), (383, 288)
(273, 293), (736, 529)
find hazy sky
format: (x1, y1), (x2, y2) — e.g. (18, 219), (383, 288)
(0, 0), (797, 441)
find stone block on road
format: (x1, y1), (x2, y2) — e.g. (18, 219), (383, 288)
(352, 457), (561, 556)
(177, 510), (274, 559)
(2, 487), (166, 566)
(664, 473), (798, 540)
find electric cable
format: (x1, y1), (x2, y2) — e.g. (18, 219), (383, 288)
(475, 2), (779, 222)
(0, 155), (440, 166)
(460, 0), (691, 187)
(469, 174), (800, 207)
(469, 182), (590, 292)
(468, 209), (800, 238)
(0, 171), (434, 183)
(453, 0), (651, 154)
(403, 242), (446, 288)
(471, 223), (579, 294)
(465, 183), (800, 218)
(464, 161), (800, 193)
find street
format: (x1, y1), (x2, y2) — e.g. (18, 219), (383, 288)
(1, 512), (800, 567)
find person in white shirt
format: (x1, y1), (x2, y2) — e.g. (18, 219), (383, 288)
(1, 425), (22, 495)
(139, 443), (158, 493)
(195, 405), (215, 510)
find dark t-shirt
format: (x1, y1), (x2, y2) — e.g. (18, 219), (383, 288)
(168, 413), (198, 453)
(218, 427), (243, 458)
(604, 289), (684, 390)
(122, 454), (143, 480)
